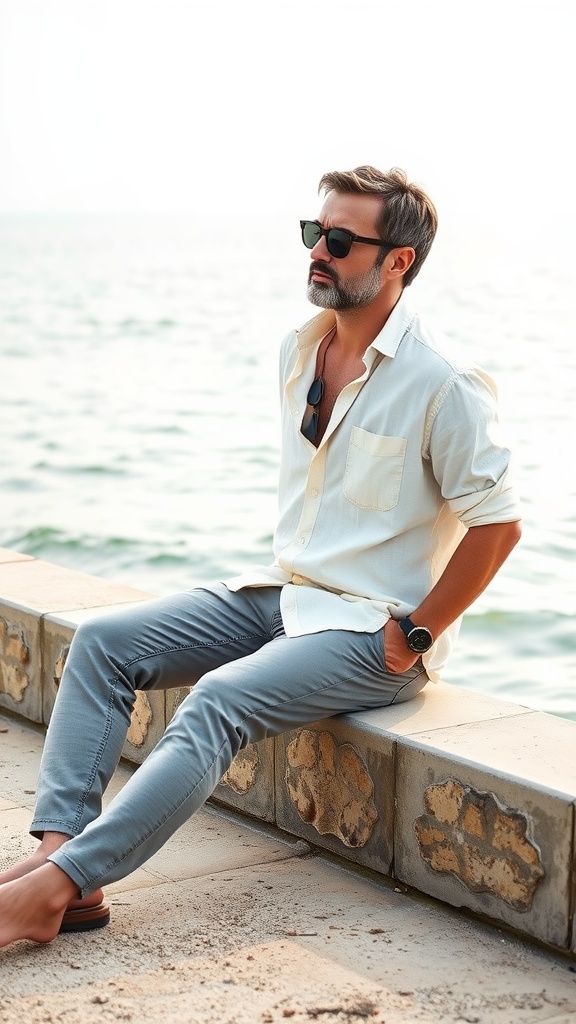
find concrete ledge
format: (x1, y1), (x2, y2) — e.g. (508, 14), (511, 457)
(1, 550), (574, 955)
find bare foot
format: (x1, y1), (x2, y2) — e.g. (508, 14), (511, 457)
(0, 849), (104, 911)
(0, 849), (59, 884)
(0, 863), (78, 947)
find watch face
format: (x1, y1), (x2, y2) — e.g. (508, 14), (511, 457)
(408, 627), (433, 653)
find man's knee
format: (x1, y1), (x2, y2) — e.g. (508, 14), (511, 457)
(69, 610), (131, 665)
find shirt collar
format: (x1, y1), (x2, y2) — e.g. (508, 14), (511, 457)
(370, 294), (415, 357)
(295, 293), (414, 360)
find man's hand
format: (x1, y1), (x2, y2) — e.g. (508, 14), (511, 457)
(383, 618), (420, 674)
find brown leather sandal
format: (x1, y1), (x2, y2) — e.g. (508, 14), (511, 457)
(59, 902), (110, 933)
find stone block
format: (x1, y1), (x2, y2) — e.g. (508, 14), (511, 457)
(42, 605), (165, 766)
(0, 558), (151, 615)
(0, 548), (35, 564)
(166, 687), (275, 822)
(275, 716), (395, 874)
(0, 604), (42, 722)
(394, 711), (576, 948)
(0, 558), (152, 726)
(212, 739), (276, 822)
(572, 808), (576, 956)
(165, 686), (191, 725)
(122, 689), (166, 766)
(346, 679), (533, 737)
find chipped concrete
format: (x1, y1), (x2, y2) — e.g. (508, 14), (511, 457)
(126, 691), (154, 748)
(275, 719), (396, 876)
(414, 780), (546, 911)
(284, 728), (378, 848)
(0, 614), (30, 702)
(0, 609), (41, 721)
(220, 743), (261, 794)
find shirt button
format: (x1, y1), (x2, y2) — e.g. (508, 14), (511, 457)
(311, 488), (319, 498)
(299, 536), (306, 545)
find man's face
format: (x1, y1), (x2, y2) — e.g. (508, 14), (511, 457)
(306, 192), (387, 311)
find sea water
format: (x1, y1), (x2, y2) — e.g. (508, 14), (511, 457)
(1, 213), (574, 719)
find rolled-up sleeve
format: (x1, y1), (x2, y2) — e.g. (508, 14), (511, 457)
(426, 369), (521, 527)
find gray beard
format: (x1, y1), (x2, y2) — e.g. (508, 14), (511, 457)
(306, 263), (382, 311)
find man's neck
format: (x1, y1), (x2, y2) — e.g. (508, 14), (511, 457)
(331, 286), (403, 358)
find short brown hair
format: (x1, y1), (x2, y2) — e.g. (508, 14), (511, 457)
(318, 165), (438, 286)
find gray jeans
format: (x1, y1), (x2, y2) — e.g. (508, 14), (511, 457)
(32, 584), (428, 896)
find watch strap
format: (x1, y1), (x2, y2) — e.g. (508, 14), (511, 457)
(398, 616), (417, 639)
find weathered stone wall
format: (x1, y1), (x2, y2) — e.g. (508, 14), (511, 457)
(1, 546), (575, 955)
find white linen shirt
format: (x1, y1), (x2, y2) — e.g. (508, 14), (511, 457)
(226, 295), (520, 680)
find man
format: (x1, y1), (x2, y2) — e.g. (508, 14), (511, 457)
(0, 166), (521, 947)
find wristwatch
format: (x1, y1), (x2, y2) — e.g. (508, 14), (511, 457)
(398, 617), (434, 653)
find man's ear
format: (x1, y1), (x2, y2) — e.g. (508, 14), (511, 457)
(384, 246), (416, 280)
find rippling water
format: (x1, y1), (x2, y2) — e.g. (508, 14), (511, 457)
(1, 213), (574, 719)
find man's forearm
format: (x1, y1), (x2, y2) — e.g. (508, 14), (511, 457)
(411, 520), (522, 639)
(383, 519), (521, 674)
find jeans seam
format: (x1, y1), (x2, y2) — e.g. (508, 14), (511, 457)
(75, 676), (118, 834)
(30, 817), (82, 836)
(118, 632), (270, 670)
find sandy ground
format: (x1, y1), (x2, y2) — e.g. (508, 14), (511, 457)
(1, 714), (576, 1024)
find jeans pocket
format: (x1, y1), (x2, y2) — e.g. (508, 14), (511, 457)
(389, 665), (428, 704)
(270, 609), (286, 641)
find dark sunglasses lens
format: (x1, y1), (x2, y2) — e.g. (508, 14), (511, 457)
(326, 229), (352, 259)
(307, 377), (324, 407)
(301, 409), (319, 442)
(302, 221), (321, 249)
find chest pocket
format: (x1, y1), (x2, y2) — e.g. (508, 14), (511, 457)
(344, 427), (407, 511)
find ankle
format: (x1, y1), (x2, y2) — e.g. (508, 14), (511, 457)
(37, 863), (79, 913)
(38, 831), (72, 857)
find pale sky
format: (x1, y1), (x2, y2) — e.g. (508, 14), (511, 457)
(0, 0), (574, 224)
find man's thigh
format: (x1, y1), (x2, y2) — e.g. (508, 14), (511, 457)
(72, 583), (284, 692)
(185, 623), (429, 741)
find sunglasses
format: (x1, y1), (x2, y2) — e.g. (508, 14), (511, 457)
(301, 379), (323, 442)
(301, 326), (337, 444)
(300, 219), (397, 260)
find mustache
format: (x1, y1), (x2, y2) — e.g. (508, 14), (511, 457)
(308, 261), (338, 284)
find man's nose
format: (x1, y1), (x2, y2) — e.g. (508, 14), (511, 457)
(310, 235), (331, 261)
